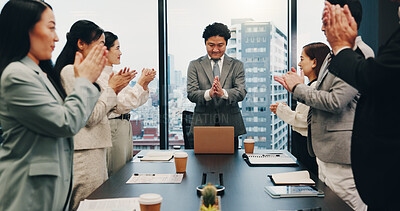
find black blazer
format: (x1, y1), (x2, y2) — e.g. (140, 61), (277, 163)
(329, 27), (400, 209)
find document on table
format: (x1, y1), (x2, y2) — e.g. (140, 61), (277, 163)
(126, 173), (184, 184)
(76, 197), (139, 211)
(140, 151), (174, 161)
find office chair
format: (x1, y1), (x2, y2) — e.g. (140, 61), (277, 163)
(182, 110), (194, 149)
(0, 125), (3, 144)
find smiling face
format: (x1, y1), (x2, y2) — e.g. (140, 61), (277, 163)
(106, 39), (122, 66)
(28, 7), (59, 64)
(206, 36), (226, 59)
(298, 48), (317, 80)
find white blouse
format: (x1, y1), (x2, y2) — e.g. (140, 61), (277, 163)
(98, 66), (150, 118)
(275, 82), (317, 137)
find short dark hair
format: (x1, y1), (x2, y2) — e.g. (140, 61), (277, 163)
(302, 42), (331, 77)
(104, 31), (119, 50)
(54, 20), (104, 75)
(327, 0), (362, 29)
(202, 22), (231, 45)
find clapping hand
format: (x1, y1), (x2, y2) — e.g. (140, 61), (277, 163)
(269, 102), (288, 114)
(137, 68), (156, 90)
(284, 68), (304, 92)
(108, 67), (137, 95)
(274, 67), (298, 92)
(323, 1), (357, 54)
(74, 44), (108, 83)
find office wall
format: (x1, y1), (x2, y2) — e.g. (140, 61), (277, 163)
(359, 0), (399, 53)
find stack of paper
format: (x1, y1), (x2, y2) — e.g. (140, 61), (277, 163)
(76, 198), (140, 211)
(268, 170), (315, 185)
(140, 151), (174, 161)
(126, 173), (183, 184)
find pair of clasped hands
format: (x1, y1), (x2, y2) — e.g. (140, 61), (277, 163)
(209, 76), (224, 98)
(72, 44), (156, 95)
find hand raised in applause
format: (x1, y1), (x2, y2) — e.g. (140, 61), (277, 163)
(74, 44), (108, 83)
(269, 102), (288, 114)
(108, 67), (137, 95)
(284, 68), (304, 93)
(274, 67), (297, 92)
(137, 68), (156, 90)
(323, 2), (357, 54)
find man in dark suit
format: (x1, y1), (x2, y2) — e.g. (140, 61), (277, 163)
(187, 22), (247, 149)
(324, 1), (400, 209)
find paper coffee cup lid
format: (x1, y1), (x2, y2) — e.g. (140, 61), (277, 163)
(174, 151), (188, 158)
(244, 139), (255, 143)
(139, 193), (163, 205)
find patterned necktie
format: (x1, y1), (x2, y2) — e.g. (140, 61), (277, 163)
(307, 107), (312, 142)
(212, 58), (220, 78)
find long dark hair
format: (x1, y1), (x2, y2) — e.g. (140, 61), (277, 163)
(0, 0), (67, 99)
(302, 42), (330, 77)
(104, 31), (118, 50)
(54, 20), (104, 76)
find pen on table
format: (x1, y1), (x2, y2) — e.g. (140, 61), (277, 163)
(133, 173), (156, 176)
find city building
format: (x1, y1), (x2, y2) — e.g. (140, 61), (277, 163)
(227, 19), (288, 150)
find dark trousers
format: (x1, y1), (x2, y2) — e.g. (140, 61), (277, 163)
(291, 131), (318, 176)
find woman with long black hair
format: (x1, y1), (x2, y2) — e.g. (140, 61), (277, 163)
(0, 1), (107, 210)
(103, 31), (156, 176)
(55, 21), (135, 210)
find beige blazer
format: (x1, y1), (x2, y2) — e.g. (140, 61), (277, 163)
(61, 65), (116, 150)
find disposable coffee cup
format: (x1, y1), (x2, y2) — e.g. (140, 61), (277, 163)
(174, 151), (188, 173)
(244, 139), (255, 154)
(139, 193), (162, 211)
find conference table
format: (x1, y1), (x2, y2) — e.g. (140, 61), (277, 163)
(88, 150), (352, 211)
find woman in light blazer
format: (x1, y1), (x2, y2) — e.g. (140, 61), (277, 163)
(0, 1), (107, 210)
(270, 42), (330, 175)
(55, 21), (135, 210)
(104, 31), (156, 176)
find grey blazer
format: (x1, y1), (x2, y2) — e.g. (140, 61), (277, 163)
(187, 54), (247, 137)
(0, 57), (99, 211)
(293, 53), (359, 165)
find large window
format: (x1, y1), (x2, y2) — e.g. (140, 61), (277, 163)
(167, 0), (289, 150)
(45, 0), (160, 152)
(0, 0), (296, 151)
(297, 0), (327, 63)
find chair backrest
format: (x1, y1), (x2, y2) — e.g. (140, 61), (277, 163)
(182, 110), (194, 149)
(0, 125), (3, 144)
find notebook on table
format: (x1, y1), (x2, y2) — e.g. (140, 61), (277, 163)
(242, 150), (298, 166)
(268, 170), (315, 185)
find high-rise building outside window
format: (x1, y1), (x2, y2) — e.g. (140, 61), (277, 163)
(168, 0), (288, 150)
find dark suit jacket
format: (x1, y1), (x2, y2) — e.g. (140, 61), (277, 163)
(187, 54), (246, 137)
(329, 27), (400, 209)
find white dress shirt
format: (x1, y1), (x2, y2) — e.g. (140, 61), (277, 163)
(204, 55), (229, 101)
(98, 66), (149, 118)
